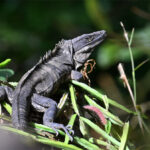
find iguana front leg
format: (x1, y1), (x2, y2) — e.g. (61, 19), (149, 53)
(31, 93), (74, 141)
(0, 86), (13, 103)
(71, 70), (83, 81)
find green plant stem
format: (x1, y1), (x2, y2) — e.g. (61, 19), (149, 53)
(128, 28), (144, 132)
(128, 45), (136, 106)
(128, 29), (136, 104)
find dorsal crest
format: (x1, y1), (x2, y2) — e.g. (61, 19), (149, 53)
(38, 39), (65, 64)
(39, 50), (52, 64)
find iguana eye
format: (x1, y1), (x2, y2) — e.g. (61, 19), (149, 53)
(86, 36), (93, 42)
(88, 38), (92, 42)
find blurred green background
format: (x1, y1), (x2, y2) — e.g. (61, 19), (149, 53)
(0, 0), (150, 148)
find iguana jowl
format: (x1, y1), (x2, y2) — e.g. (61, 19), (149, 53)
(0, 30), (106, 140)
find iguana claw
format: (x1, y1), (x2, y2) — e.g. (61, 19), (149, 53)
(45, 123), (74, 141)
(66, 125), (74, 135)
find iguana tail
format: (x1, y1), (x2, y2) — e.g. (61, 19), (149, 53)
(12, 82), (32, 130)
(12, 62), (40, 130)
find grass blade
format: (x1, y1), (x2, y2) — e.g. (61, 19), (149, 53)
(134, 58), (149, 71)
(69, 84), (89, 136)
(80, 116), (120, 147)
(64, 114), (77, 144)
(119, 122), (129, 150)
(71, 80), (135, 114)
(69, 84), (80, 116)
(0, 59), (11, 68)
(89, 138), (117, 150)
(74, 136), (101, 150)
(1, 101), (12, 115)
(30, 122), (66, 136)
(0, 125), (82, 150)
(129, 28), (134, 46)
(84, 94), (124, 126)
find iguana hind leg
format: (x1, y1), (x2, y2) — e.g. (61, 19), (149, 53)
(31, 93), (54, 112)
(31, 93), (74, 141)
(0, 86), (13, 103)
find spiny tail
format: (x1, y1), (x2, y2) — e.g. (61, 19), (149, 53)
(11, 62), (40, 130)
(11, 49), (51, 129)
(12, 84), (32, 130)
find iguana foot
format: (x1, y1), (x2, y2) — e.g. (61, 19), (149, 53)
(31, 94), (74, 141)
(71, 70), (83, 81)
(44, 122), (74, 141)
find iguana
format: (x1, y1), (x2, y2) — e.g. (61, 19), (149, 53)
(0, 30), (107, 140)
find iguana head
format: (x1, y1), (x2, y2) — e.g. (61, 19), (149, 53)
(71, 30), (107, 70)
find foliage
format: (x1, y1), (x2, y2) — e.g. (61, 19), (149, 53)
(0, 59), (14, 81)
(1, 79), (133, 150)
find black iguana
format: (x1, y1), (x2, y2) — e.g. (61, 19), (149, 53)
(0, 30), (107, 140)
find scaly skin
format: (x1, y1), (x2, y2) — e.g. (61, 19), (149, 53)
(0, 30), (107, 140)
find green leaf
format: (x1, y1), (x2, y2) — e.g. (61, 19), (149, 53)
(84, 95), (124, 126)
(80, 116), (120, 147)
(57, 92), (69, 117)
(79, 118), (89, 137)
(0, 59), (11, 68)
(69, 84), (89, 137)
(129, 28), (134, 46)
(134, 59), (149, 71)
(1, 101), (12, 115)
(0, 76), (6, 81)
(64, 114), (77, 144)
(89, 138), (117, 150)
(74, 136), (100, 150)
(30, 122), (65, 136)
(69, 84), (80, 116)
(105, 119), (112, 134)
(71, 80), (135, 114)
(119, 122), (129, 150)
(0, 69), (14, 81)
(58, 92), (69, 109)
(0, 126), (82, 150)
(0, 114), (11, 122)
(9, 82), (18, 87)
